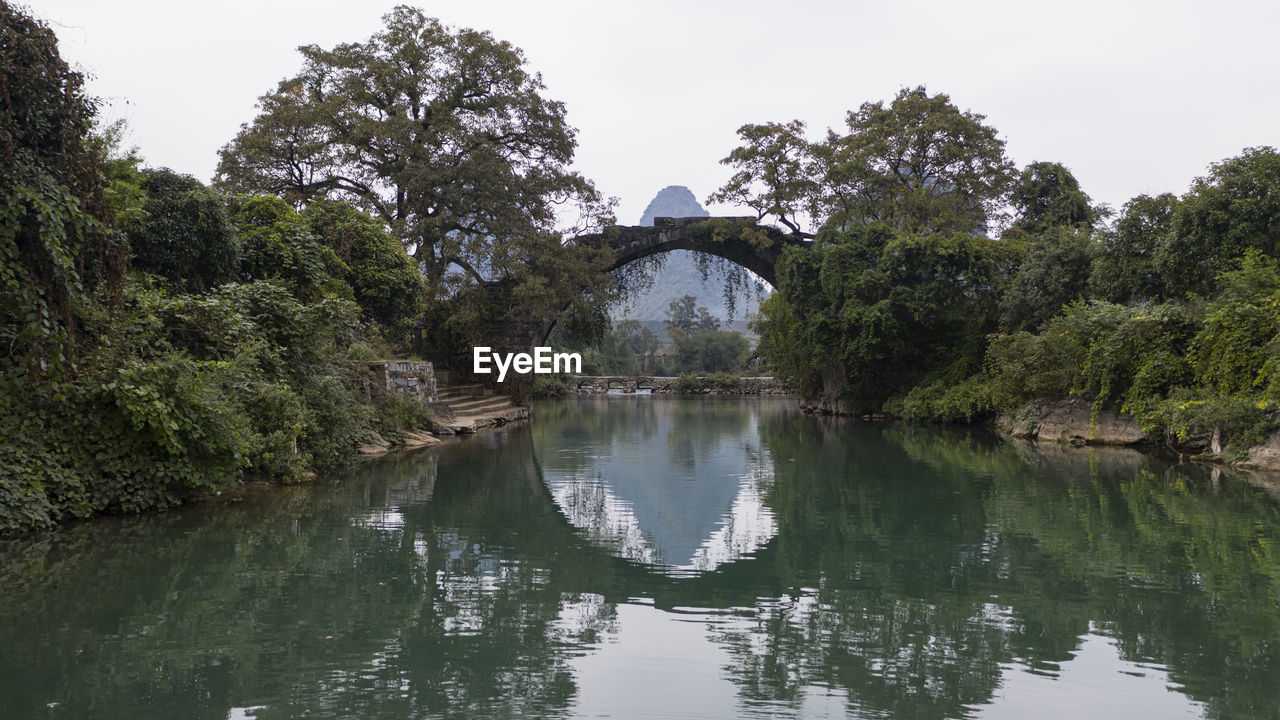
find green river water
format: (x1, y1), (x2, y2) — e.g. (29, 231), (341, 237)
(2, 395), (1279, 719)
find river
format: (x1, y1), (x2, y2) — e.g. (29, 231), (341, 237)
(1, 396), (1278, 719)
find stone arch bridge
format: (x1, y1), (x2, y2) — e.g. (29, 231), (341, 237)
(583, 216), (804, 288)
(480, 217), (809, 398)
(512, 216), (808, 345)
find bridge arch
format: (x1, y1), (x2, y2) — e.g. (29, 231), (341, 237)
(521, 217), (809, 349)
(580, 216), (804, 288)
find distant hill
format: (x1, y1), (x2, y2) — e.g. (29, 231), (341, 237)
(610, 186), (768, 327)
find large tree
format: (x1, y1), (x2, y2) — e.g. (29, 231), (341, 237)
(706, 120), (818, 237)
(710, 87), (1015, 237)
(1089, 192), (1177, 303)
(215, 6), (613, 293)
(818, 86), (1015, 236)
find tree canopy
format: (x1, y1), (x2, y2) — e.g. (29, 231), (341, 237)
(215, 6), (614, 291)
(710, 86), (1015, 237)
(1008, 161), (1098, 235)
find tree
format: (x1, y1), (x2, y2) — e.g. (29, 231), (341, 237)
(128, 169), (239, 292)
(1158, 147), (1280, 297)
(664, 295), (719, 335)
(999, 227), (1094, 332)
(233, 195), (340, 301)
(707, 120), (818, 236)
(215, 6), (613, 293)
(1008, 161), (1097, 235)
(818, 86), (1016, 236)
(302, 200), (426, 336)
(765, 223), (1015, 409)
(1090, 193), (1177, 303)
(709, 88), (1014, 237)
(672, 328), (749, 374)
(1, 0), (122, 383)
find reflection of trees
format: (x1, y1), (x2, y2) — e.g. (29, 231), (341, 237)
(3, 406), (1278, 720)
(0, 437), (617, 720)
(740, 419), (1280, 720)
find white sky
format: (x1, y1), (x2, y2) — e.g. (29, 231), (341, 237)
(25, 0), (1280, 227)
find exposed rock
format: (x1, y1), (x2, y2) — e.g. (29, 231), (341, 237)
(1243, 430), (1280, 471)
(996, 399), (1146, 446)
(357, 430), (392, 456)
(399, 430), (441, 448)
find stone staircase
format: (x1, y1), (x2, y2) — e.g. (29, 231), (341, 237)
(432, 382), (528, 434)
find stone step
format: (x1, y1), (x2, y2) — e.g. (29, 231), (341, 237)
(433, 405), (530, 435)
(436, 383), (486, 400)
(448, 396), (515, 414)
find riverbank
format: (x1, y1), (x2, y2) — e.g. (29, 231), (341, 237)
(799, 393), (1280, 476)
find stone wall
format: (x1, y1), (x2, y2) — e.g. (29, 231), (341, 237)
(368, 360), (437, 402)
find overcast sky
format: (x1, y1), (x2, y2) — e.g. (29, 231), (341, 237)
(26, 0), (1280, 227)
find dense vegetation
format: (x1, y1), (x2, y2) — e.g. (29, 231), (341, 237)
(0, 4), (607, 532)
(215, 5), (617, 364)
(730, 87), (1280, 459)
(6, 0), (1280, 532)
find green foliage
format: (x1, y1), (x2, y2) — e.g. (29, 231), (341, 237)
(709, 86), (1015, 237)
(531, 373), (574, 399)
(233, 195), (341, 301)
(664, 294), (721, 334)
(673, 372), (701, 393)
(129, 169), (239, 292)
(96, 121), (148, 233)
(368, 391), (433, 445)
(302, 199), (426, 338)
(769, 223), (1013, 408)
(215, 6), (613, 291)
(0, 350), (252, 531)
(1187, 250), (1280, 397)
(999, 226), (1093, 331)
(707, 371), (741, 389)
(1089, 193), (1176, 303)
(0, 1), (121, 386)
(1159, 146), (1280, 297)
(1146, 389), (1271, 458)
(751, 293), (820, 394)
(1009, 161), (1097, 235)
(819, 86), (1016, 235)
(671, 328), (750, 374)
(707, 120), (817, 235)
(979, 302), (1199, 416)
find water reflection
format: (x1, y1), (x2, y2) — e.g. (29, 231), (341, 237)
(0, 398), (1277, 719)
(533, 396), (778, 573)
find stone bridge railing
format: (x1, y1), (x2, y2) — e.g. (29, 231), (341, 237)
(573, 375), (789, 395)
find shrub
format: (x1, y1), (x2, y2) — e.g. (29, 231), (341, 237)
(673, 373), (701, 393)
(532, 374), (573, 399)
